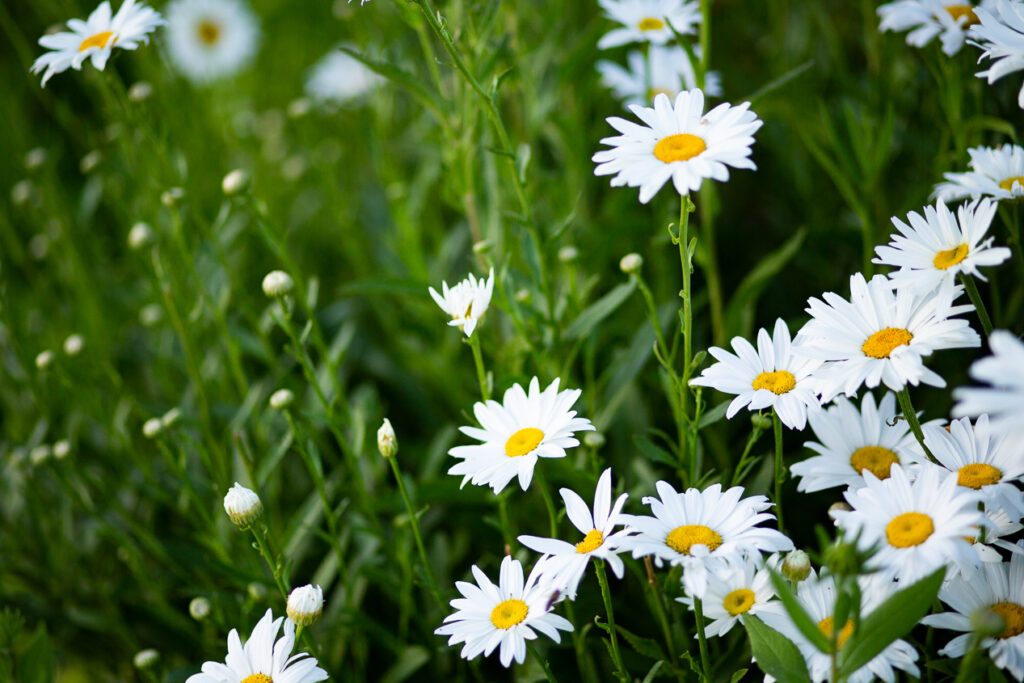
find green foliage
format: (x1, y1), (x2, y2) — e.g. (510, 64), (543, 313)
(742, 615), (811, 683)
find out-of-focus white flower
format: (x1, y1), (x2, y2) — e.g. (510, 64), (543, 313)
(133, 648), (160, 669)
(934, 144), (1024, 202)
(189, 596), (211, 620)
(262, 270), (293, 297)
(165, 0), (260, 84)
(878, 0), (991, 55)
(953, 331), (1024, 442)
(221, 168), (249, 195)
(63, 334), (84, 356)
(597, 45), (721, 107)
(269, 388), (294, 410)
(305, 46), (384, 105)
(142, 418), (163, 438)
(35, 350), (54, 370)
(597, 0), (700, 49)
(972, 1), (1024, 108)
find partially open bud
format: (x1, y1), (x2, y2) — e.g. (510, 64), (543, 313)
(262, 270), (294, 297)
(781, 549), (811, 582)
(222, 169), (250, 196)
(224, 482), (262, 529)
(133, 649), (160, 670)
(377, 418), (397, 458)
(619, 253), (643, 275)
(269, 388), (294, 410)
(287, 584), (324, 626)
(189, 596), (211, 621)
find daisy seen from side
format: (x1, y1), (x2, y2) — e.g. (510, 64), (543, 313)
(953, 331), (1024, 442)
(306, 46), (385, 106)
(429, 268), (494, 339)
(933, 144), (1024, 202)
(677, 555), (778, 638)
(597, 45), (721, 108)
(597, 0), (700, 49)
(165, 0), (260, 84)
(971, 0), (1024, 108)
(878, 0), (991, 55)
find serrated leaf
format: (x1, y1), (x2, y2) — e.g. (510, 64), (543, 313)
(770, 569), (832, 653)
(564, 280), (637, 340)
(338, 47), (444, 118)
(614, 623), (667, 661)
(743, 615), (812, 683)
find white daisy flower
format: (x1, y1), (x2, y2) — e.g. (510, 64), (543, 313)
(933, 144), (1024, 202)
(878, 0), (991, 55)
(597, 0), (700, 49)
(518, 468), (631, 600)
(796, 273), (980, 401)
(31, 0), (164, 86)
(953, 508), (1024, 577)
(305, 46), (385, 106)
(677, 555), (777, 638)
(972, 0), (1024, 108)
(922, 544), (1024, 680)
(185, 608), (327, 683)
(689, 318), (822, 431)
(165, 0), (260, 84)
(429, 268), (494, 339)
(434, 555), (573, 668)
(758, 570), (920, 683)
(790, 392), (928, 493)
(596, 45), (721, 107)
(874, 199), (1010, 293)
(831, 465), (988, 583)
(618, 481), (793, 597)
(953, 331), (1024, 441)
(592, 89), (762, 203)
(447, 377), (594, 494)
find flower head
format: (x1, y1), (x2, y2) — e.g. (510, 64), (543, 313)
(953, 331), (1024, 442)
(934, 144), (1024, 202)
(677, 555), (778, 637)
(597, 45), (721, 107)
(971, 1), (1024, 108)
(305, 46), (384, 106)
(878, 0), (991, 55)
(429, 268), (494, 338)
(597, 0), (700, 49)
(165, 0), (260, 84)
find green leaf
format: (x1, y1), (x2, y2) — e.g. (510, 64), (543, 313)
(743, 615), (811, 683)
(729, 668), (748, 683)
(614, 623), (667, 661)
(564, 280), (637, 340)
(724, 228), (806, 340)
(769, 569), (832, 653)
(338, 48), (444, 118)
(640, 661), (665, 683)
(380, 646), (430, 683)
(744, 60), (815, 105)
(839, 567), (945, 677)
(634, 434), (678, 468)
(697, 400), (730, 429)
(18, 624), (55, 683)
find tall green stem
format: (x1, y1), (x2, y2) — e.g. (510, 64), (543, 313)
(960, 273), (993, 336)
(693, 597), (712, 682)
(467, 334), (490, 401)
(896, 388), (934, 460)
(529, 642), (559, 683)
(772, 410), (786, 535)
(595, 561), (629, 681)
(677, 196), (694, 468)
(387, 456), (445, 607)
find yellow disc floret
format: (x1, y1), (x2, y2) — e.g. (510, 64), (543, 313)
(944, 5), (980, 26)
(666, 524), (722, 555)
(654, 134), (707, 164)
(933, 244), (969, 270)
(752, 370), (797, 395)
(79, 31), (116, 52)
(576, 529), (604, 554)
(885, 512), (935, 548)
(850, 446), (900, 480)
(241, 675), (273, 683)
(999, 176), (1024, 193)
(862, 327), (913, 359)
(817, 616), (855, 650)
(198, 20), (221, 45)
(723, 588), (756, 616)
(505, 427), (544, 457)
(637, 17), (666, 31)
(490, 599), (529, 629)
(957, 463), (1002, 489)
(989, 602), (1024, 639)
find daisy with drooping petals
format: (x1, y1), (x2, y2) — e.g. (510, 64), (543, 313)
(831, 465), (988, 583)
(877, 0), (991, 55)
(922, 544), (1024, 680)
(305, 46), (385, 106)
(874, 199), (1010, 293)
(597, 45), (721, 107)
(953, 331), (1024, 441)
(790, 392), (928, 493)
(447, 378), (594, 494)
(618, 482), (792, 597)
(592, 89), (763, 203)
(434, 555), (573, 668)
(518, 468), (631, 600)
(165, 0), (260, 84)
(934, 144), (1024, 202)
(186, 608), (327, 683)
(429, 268), (494, 338)
(597, 0), (700, 49)
(796, 273), (980, 401)
(689, 318), (822, 431)
(677, 555), (777, 638)
(972, 0), (1024, 108)
(31, 0), (164, 86)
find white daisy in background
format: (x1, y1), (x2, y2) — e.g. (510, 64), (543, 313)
(874, 199), (1010, 293)
(878, 0), (991, 55)
(972, 0), (1024, 108)
(165, 0), (260, 84)
(31, 0), (164, 86)
(689, 318), (822, 431)
(934, 144), (1024, 201)
(953, 331), (1024, 442)
(518, 468), (631, 600)
(677, 555), (778, 638)
(597, 0), (700, 49)
(185, 608), (327, 683)
(922, 544), (1024, 680)
(618, 481), (792, 597)
(429, 268), (494, 338)
(790, 392), (929, 493)
(434, 555), (573, 668)
(447, 377), (594, 494)
(955, 508), (1023, 576)
(758, 570), (920, 683)
(597, 45), (721, 107)
(831, 465), (988, 583)
(593, 89), (762, 203)
(796, 273), (980, 401)
(305, 46), (385, 106)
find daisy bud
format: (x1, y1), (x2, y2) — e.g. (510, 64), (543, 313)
(25, 147), (47, 170)
(63, 333), (84, 356)
(262, 270), (294, 298)
(11, 180), (34, 206)
(222, 169), (250, 196)
(619, 253), (643, 274)
(128, 222), (155, 250)
(79, 150), (102, 174)
(142, 418), (163, 439)
(248, 582), (268, 600)
(828, 502), (852, 519)
(377, 418), (397, 459)
(287, 584), (324, 626)
(53, 439), (71, 460)
(781, 549), (811, 582)
(161, 408), (181, 428)
(558, 245), (578, 263)
(515, 288), (531, 303)
(971, 605), (1007, 638)
(161, 187), (184, 207)
(133, 649), (160, 670)
(583, 431), (606, 448)
(30, 445), (51, 466)
(287, 98), (312, 119)
(751, 413), (773, 430)
(35, 350), (54, 370)
(29, 234), (49, 260)
(139, 303), (162, 327)
(189, 596), (211, 621)
(269, 389), (294, 410)
(472, 239), (492, 254)
(128, 81), (153, 103)
(224, 482), (262, 529)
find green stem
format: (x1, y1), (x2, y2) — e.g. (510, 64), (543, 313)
(693, 597), (712, 682)
(467, 333), (490, 401)
(388, 455), (446, 607)
(251, 526), (289, 602)
(595, 561), (629, 681)
(677, 195), (695, 469)
(635, 271), (671, 366)
(645, 561), (684, 683)
(960, 273), (993, 337)
(498, 491), (514, 549)
(896, 388), (934, 460)
(529, 642), (559, 683)
(730, 425), (766, 487)
(953, 634), (983, 683)
(534, 467), (560, 539)
(772, 410), (786, 536)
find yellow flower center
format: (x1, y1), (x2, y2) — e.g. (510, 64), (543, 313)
(999, 176), (1024, 193)
(885, 512), (934, 548)
(861, 327), (913, 359)
(576, 529), (604, 554)
(752, 370), (797, 395)
(637, 17), (666, 31)
(989, 602), (1024, 639)
(945, 5), (980, 26)
(666, 524), (722, 555)
(490, 598), (529, 629)
(505, 427), (544, 457)
(78, 31), (116, 52)
(957, 463), (1002, 489)
(647, 87), (673, 101)
(850, 446), (900, 480)
(241, 676), (273, 683)
(723, 588), (756, 616)
(654, 134), (707, 164)
(198, 20), (221, 45)
(817, 616), (855, 650)
(933, 243), (969, 270)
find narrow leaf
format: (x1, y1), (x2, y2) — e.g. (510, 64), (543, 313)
(743, 615), (812, 683)
(770, 569), (832, 653)
(564, 280), (637, 340)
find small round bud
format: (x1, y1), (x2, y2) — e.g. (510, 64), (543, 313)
(262, 270), (294, 297)
(161, 408), (181, 428)
(30, 445), (51, 466)
(377, 418), (397, 459)
(142, 418), (163, 439)
(35, 350), (54, 370)
(79, 150), (102, 174)
(224, 482), (262, 529)
(472, 240), (492, 254)
(11, 180), (34, 206)
(63, 334), (84, 356)
(971, 605), (1008, 638)
(558, 246), (579, 263)
(222, 169), (250, 196)
(161, 187), (184, 207)
(128, 222), (154, 250)
(287, 584), (324, 626)
(828, 502), (852, 520)
(751, 413), (773, 430)
(514, 288), (531, 303)
(29, 234), (49, 260)
(619, 253), (643, 275)
(287, 98), (311, 118)
(189, 596), (211, 621)
(247, 582), (268, 601)
(25, 147), (47, 170)
(269, 388), (294, 410)
(583, 431), (606, 448)
(133, 649), (160, 670)
(128, 81), (153, 102)
(53, 439), (71, 460)
(139, 303), (163, 327)
(781, 549), (811, 582)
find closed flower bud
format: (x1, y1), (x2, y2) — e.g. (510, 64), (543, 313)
(11, 180), (34, 206)
(751, 413), (773, 430)
(189, 596), (211, 621)
(79, 150), (102, 174)
(161, 408), (181, 428)
(30, 445), (51, 466)
(377, 418), (397, 458)
(828, 502), (852, 520)
(583, 431), (606, 448)
(224, 482), (262, 529)
(619, 253), (643, 274)
(133, 649), (160, 669)
(128, 222), (154, 250)
(35, 350), (54, 370)
(128, 81), (153, 102)
(161, 187), (184, 207)
(269, 388), (294, 410)
(53, 439), (71, 460)
(558, 246), (579, 263)
(222, 169), (250, 196)
(781, 549), (811, 582)
(139, 303), (163, 327)
(63, 333), (84, 356)
(472, 239), (492, 254)
(262, 270), (294, 297)
(247, 582), (268, 601)
(287, 584), (324, 626)
(25, 147), (47, 170)
(142, 418), (163, 439)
